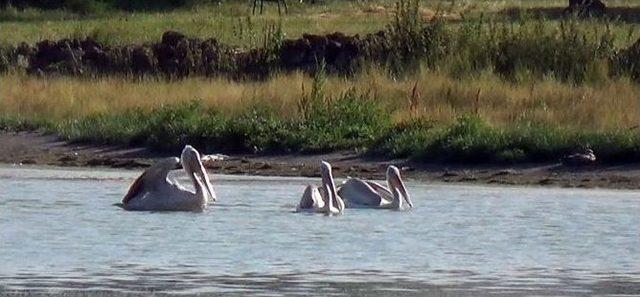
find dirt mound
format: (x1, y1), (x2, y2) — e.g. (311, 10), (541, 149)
(0, 29), (407, 78)
(13, 34), (233, 78)
(564, 0), (606, 17)
(280, 32), (361, 73)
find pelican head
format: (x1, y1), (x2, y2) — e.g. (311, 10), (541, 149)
(181, 145), (216, 203)
(387, 165), (413, 209)
(320, 160), (343, 214)
(320, 161), (333, 181)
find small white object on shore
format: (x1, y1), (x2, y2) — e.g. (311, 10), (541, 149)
(201, 154), (229, 168)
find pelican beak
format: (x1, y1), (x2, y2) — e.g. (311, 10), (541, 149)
(193, 153), (216, 203)
(320, 161), (331, 202)
(198, 165), (216, 203)
(320, 161), (340, 213)
(183, 145), (217, 203)
(389, 166), (413, 209)
(322, 181), (332, 207)
(400, 180), (413, 209)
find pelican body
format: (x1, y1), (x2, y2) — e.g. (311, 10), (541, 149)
(118, 145), (216, 211)
(338, 165), (413, 210)
(297, 161), (344, 215)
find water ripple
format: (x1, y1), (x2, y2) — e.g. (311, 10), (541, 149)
(1, 167), (640, 296)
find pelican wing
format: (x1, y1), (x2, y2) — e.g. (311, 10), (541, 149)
(338, 178), (383, 207)
(298, 184), (324, 210)
(121, 157), (180, 206)
(122, 171), (148, 205)
(365, 181), (393, 202)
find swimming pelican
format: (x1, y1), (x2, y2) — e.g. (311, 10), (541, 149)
(297, 161), (344, 215)
(117, 145), (216, 211)
(337, 165), (413, 210)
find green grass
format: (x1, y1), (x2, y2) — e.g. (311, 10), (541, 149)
(0, 1), (392, 47)
(5, 99), (640, 164)
(51, 85), (389, 155)
(374, 115), (640, 163)
(1, 0), (638, 48)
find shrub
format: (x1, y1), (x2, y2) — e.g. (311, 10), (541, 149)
(5, 0), (108, 14)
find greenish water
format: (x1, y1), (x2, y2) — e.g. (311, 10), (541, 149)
(0, 166), (639, 296)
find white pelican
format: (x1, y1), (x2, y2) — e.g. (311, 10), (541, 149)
(337, 165), (413, 210)
(297, 161), (344, 215)
(117, 145), (216, 211)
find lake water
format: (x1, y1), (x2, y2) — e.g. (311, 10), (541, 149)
(0, 166), (639, 296)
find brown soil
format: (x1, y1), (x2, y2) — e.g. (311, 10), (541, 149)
(3, 131), (640, 189)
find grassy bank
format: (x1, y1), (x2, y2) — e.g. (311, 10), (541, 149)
(3, 68), (640, 130)
(4, 98), (640, 164)
(3, 67), (640, 163)
(2, 0), (640, 164)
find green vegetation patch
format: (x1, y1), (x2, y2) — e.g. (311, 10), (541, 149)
(53, 89), (389, 155)
(5, 98), (640, 164)
(375, 115), (640, 163)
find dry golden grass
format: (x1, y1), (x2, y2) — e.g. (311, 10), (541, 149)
(352, 70), (640, 131)
(0, 73), (309, 118)
(3, 69), (640, 131)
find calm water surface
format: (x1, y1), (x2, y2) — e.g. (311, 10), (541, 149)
(0, 166), (639, 296)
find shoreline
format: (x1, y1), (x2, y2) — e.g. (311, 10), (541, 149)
(3, 131), (640, 189)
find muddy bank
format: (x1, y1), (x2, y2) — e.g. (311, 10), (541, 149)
(3, 131), (640, 190)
